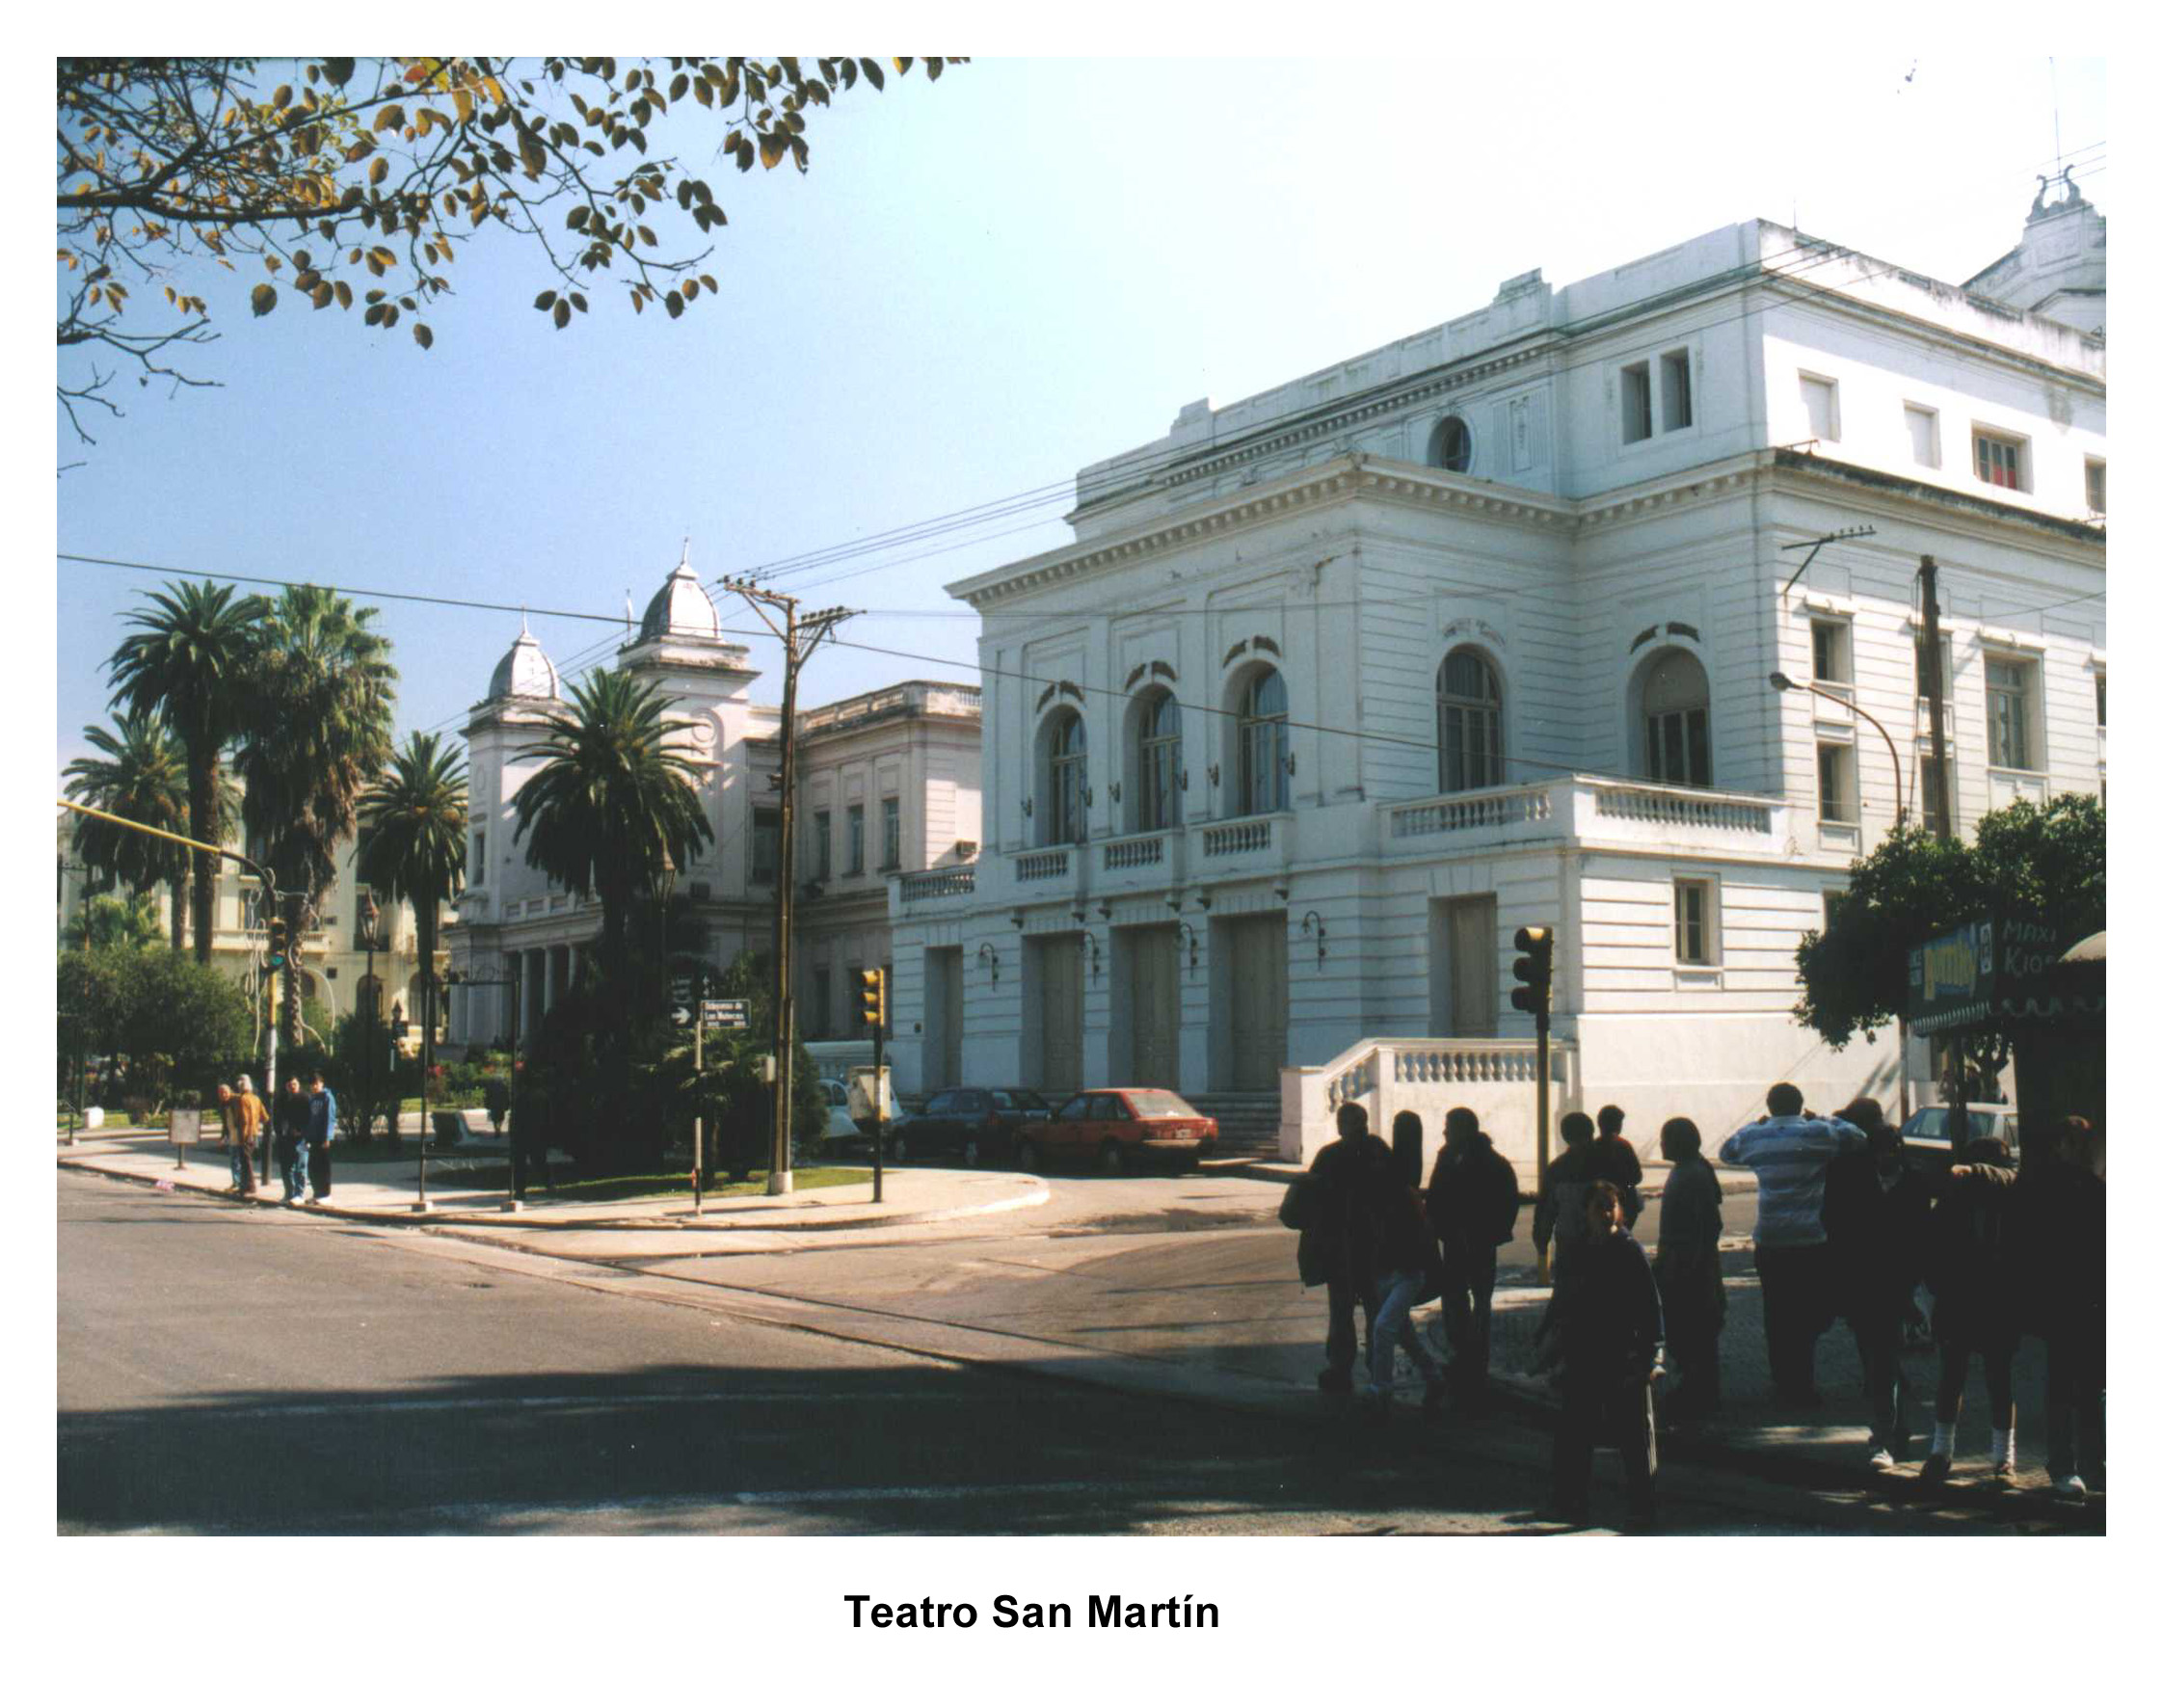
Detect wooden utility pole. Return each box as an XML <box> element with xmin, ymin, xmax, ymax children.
<box><xmin>719</xmin><ymin>579</ymin><xmax>854</xmax><ymax>1195</ymax></box>
<box><xmin>1919</xmin><ymin>556</ymin><xmax>1955</xmax><ymax>843</ymax></box>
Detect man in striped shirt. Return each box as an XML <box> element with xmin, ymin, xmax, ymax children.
<box><xmin>1720</xmin><ymin>1083</ymin><xmax>1868</xmax><ymax>1407</ymax></box>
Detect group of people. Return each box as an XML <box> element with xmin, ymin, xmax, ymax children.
<box><xmin>215</xmin><ymin>1072</ymin><xmax>340</xmax><ymax>1205</ymax></box>
<box><xmin>1288</xmin><ymin>1083</ymin><xmax>2105</xmax><ymax>1528</ymax></box>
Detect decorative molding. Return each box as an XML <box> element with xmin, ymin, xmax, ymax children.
<box><xmin>1222</xmin><ymin>640</ymin><xmax>1249</xmax><ymax>667</ymax></box>
<box><xmin>1252</xmin><ymin>634</ymin><xmax>1282</xmax><ymax>657</ymax></box>
<box><xmin>1630</xmin><ymin>626</ymin><xmax>1661</xmax><ymax>653</ymax></box>
<box><xmin>1666</xmin><ymin>622</ymin><xmax>1701</xmax><ymax>642</ymax></box>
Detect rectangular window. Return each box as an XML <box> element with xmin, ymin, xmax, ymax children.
<box><xmin>1800</xmin><ymin>374</ymin><xmax>1839</xmax><ymax>443</ymax></box>
<box><xmin>1913</xmin><ymin>632</ymin><xmax>1950</xmax><ymax>701</ymax></box>
<box><xmin>1822</xmin><ymin>889</ymin><xmax>1847</xmax><ymax>932</ymax></box>
<box><xmin>2086</xmin><ymin>458</ymin><xmax>2106</xmax><ymax>515</ymax></box>
<box><xmin>880</xmin><ymin>796</ymin><xmax>901</xmax><ymax>871</ymax></box>
<box><xmin>1920</xmin><ymin>752</ymin><xmax>1951</xmax><ymax>838</ymax></box>
<box><xmin>1986</xmin><ymin>655</ymin><xmax>2036</xmax><ymax>770</ymax></box>
<box><xmin>1816</xmin><ymin>742</ymin><xmax>1857</xmax><ymax>823</ymax></box>
<box><xmin>1905</xmin><ymin>403</ymin><xmax>1940</xmax><ymax>467</ymax></box>
<box><xmin>1810</xmin><ymin>620</ymin><xmax>1852</xmax><ymax>686</ymax></box>
<box><xmin>1673</xmin><ymin>879</ymin><xmax>1714</xmax><ymax>966</ymax></box>
<box><xmin>471</xmin><ymin>830</ymin><xmax>486</xmax><ymax>879</ymax></box>
<box><xmin>1974</xmin><ymin>430</ymin><xmax>2024</xmax><ymax>491</ymax></box>
<box><xmin>846</xmin><ymin>804</ymin><xmax>866</xmax><ymax>875</ymax></box>
<box><xmin>2096</xmin><ymin>673</ymin><xmax>2106</xmax><ymax>730</ymax></box>
<box><xmin>751</xmin><ymin>807</ymin><xmax>780</xmax><ymax>885</ymax></box>
<box><xmin>1660</xmin><ymin>349</ymin><xmax>1693</xmax><ymax>432</ymax></box>
<box><xmin>814</xmin><ymin>811</ymin><xmax>832</xmax><ymax>881</ymax></box>
<box><xmin>1620</xmin><ymin>361</ymin><xmax>1653</xmax><ymax>444</ymax></box>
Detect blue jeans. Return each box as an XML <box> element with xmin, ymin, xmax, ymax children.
<box><xmin>1369</xmin><ymin>1269</ymin><xmax>1443</xmax><ymax>1398</ymax></box>
<box><xmin>283</xmin><ymin>1136</ymin><xmax>309</xmax><ymax>1202</ymax></box>
<box><xmin>228</xmin><ymin>1141</ymin><xmax>255</xmax><ymax>1193</ymax></box>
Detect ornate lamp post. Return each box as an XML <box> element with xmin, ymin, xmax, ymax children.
<box><xmin>447</xmin><ymin>964</ymin><xmax>521</xmax><ymax>1207</ymax></box>
<box><xmin>360</xmin><ymin>894</ymin><xmax>383</xmax><ymax>1145</ymax></box>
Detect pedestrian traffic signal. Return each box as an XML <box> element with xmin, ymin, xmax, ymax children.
<box><xmin>1510</xmin><ymin>925</ymin><xmax>1554</xmax><ymax>1019</ymax></box>
<box><xmin>266</xmin><ymin>916</ymin><xmax>289</xmax><ymax>970</ymax></box>
<box><xmin>857</xmin><ymin>967</ymin><xmax>887</xmax><ymax>1032</ymax></box>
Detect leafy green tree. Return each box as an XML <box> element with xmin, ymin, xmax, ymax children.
<box><xmin>358</xmin><ymin>731</ymin><xmax>468</xmax><ymax>1133</ymax></box>
<box><xmin>512</xmin><ymin>668</ymin><xmax>710</xmax><ymax>985</ymax></box>
<box><xmin>58</xmin><ymin>56</ymin><xmax>960</xmax><ymax>440</ymax></box>
<box><xmin>1795</xmin><ymin>794</ymin><xmax>2105</xmax><ymax>1054</ymax></box>
<box><xmin>105</xmin><ymin>580</ymin><xmax>269</xmax><ymax>962</ymax></box>
<box><xmin>64</xmin><ymin>892</ymin><xmax>170</xmax><ymax>953</ymax></box>
<box><xmin>58</xmin><ymin>947</ymin><xmax>143</xmax><ymax>1080</ymax></box>
<box><xmin>235</xmin><ymin>583</ymin><xmax>397</xmax><ymax>1045</ymax></box>
<box><xmin>58</xmin><ymin>946</ymin><xmax>254</xmax><ymax>1112</ymax></box>
<box><xmin>62</xmin><ymin>709</ymin><xmax>197</xmax><ymax>947</ymax></box>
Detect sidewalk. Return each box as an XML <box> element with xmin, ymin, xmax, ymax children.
<box><xmin>55</xmin><ymin>1129</ymin><xmax>1046</xmax><ymax>1233</ymax></box>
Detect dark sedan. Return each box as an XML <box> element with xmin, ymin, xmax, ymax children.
<box><xmin>1011</xmin><ymin>1089</ymin><xmax>1217</xmax><ymax>1174</ymax></box>
<box><xmin>889</xmin><ymin>1086</ymin><xmax>1054</xmax><ymax>1166</ymax></box>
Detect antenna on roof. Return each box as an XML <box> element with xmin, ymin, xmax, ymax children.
<box><xmin>2051</xmin><ymin>57</ymin><xmax>2062</xmax><ymax>176</ymax></box>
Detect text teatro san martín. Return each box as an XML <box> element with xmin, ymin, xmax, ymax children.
<box><xmin>844</xmin><ymin>1594</ymin><xmax>1219</xmax><ymax>1630</ymax></box>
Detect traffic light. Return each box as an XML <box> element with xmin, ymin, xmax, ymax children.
<box><xmin>857</xmin><ymin>967</ymin><xmax>887</xmax><ymax>1033</ymax></box>
<box><xmin>266</xmin><ymin>915</ymin><xmax>289</xmax><ymax>971</ymax></box>
<box><xmin>1510</xmin><ymin>925</ymin><xmax>1554</xmax><ymax>1019</ymax></box>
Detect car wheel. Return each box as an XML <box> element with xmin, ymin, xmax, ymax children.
<box><xmin>962</xmin><ymin>1136</ymin><xmax>981</xmax><ymax>1168</ymax></box>
<box><xmin>1098</xmin><ymin>1139</ymin><xmax>1128</xmax><ymax>1175</ymax></box>
<box><xmin>1016</xmin><ymin>1137</ymin><xmax>1040</xmax><ymax>1173</ymax></box>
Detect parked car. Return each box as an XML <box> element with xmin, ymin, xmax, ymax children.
<box><xmin>1011</xmin><ymin>1088</ymin><xmax>1217</xmax><ymax>1174</ymax></box>
<box><xmin>889</xmin><ymin>1086</ymin><xmax>1054</xmax><ymax>1166</ymax></box>
<box><xmin>818</xmin><ymin>1079</ymin><xmax>862</xmax><ymax>1144</ymax></box>
<box><xmin>1900</xmin><ymin>1103</ymin><xmax>2018</xmax><ymax>1169</ymax></box>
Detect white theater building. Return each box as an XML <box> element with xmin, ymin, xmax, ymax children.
<box><xmin>889</xmin><ymin>185</ymin><xmax>2105</xmax><ymax>1165</ymax></box>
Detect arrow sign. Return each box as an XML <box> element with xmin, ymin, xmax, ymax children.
<box><xmin>671</xmin><ymin>1005</ymin><xmax>692</xmax><ymax>1028</ymax></box>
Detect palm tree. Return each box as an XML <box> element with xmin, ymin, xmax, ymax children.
<box><xmin>62</xmin><ymin>709</ymin><xmax>198</xmax><ymax>948</ymax></box>
<box><xmin>106</xmin><ymin>580</ymin><xmax>269</xmax><ymax>962</ymax></box>
<box><xmin>359</xmin><ymin>732</ymin><xmax>468</xmax><ymax>1118</ymax></box>
<box><xmin>66</xmin><ymin>891</ymin><xmax>169</xmax><ymax>952</ymax></box>
<box><xmin>235</xmin><ymin>584</ymin><xmax>397</xmax><ymax>1044</ymax></box>
<box><xmin>513</xmin><ymin>669</ymin><xmax>712</xmax><ymax>985</ymax></box>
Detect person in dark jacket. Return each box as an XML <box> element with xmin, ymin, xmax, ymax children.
<box><xmin>1425</xmin><ymin>1106</ymin><xmax>1519</xmax><ymax>1411</ymax></box>
<box><xmin>2021</xmin><ymin>1117</ymin><xmax>2104</xmax><ymax>1502</ymax></box>
<box><xmin>1652</xmin><ymin>1117</ymin><xmax>1724</xmax><ymax>1420</ymax></box>
<box><xmin>273</xmin><ymin>1075</ymin><xmax>310</xmax><ymax>1204</ymax></box>
<box><xmin>1592</xmin><ymin>1105</ymin><xmax>1644</xmax><ymax>1227</ymax></box>
<box><xmin>1920</xmin><ymin>1134</ymin><xmax>2021</xmax><ymax>1487</ymax></box>
<box><xmin>1547</xmin><ymin>1181</ymin><xmax>1664</xmax><ymax>1529</ymax></box>
<box><xmin>1343</xmin><ymin>1116</ymin><xmax>1446</xmax><ymax>1415</ymax></box>
<box><xmin>1823</xmin><ymin>1097</ymin><xmax>1931</xmax><ymax>1470</ymax></box>
<box><xmin>1297</xmin><ymin>1104</ymin><xmax>1379</xmax><ymax>1395</ymax></box>
<box><xmin>1390</xmin><ymin>1109</ymin><xmax>1425</xmax><ymax>1189</ymax></box>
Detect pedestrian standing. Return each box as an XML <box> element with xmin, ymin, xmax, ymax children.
<box><xmin>1534</xmin><ymin>1112</ymin><xmax>1600</xmax><ymax>1287</ymax></box>
<box><xmin>1547</xmin><ymin>1181</ymin><xmax>1664</xmax><ymax>1530</ymax></box>
<box><xmin>1425</xmin><ymin>1107</ymin><xmax>1519</xmax><ymax>1412</ymax></box>
<box><xmin>1290</xmin><ymin>1104</ymin><xmax>1379</xmax><ymax>1396</ymax></box>
<box><xmin>214</xmin><ymin>1083</ymin><xmax>238</xmax><ymax>1186</ymax></box>
<box><xmin>1592</xmin><ymin>1105</ymin><xmax>1644</xmax><ymax>1227</ymax></box>
<box><xmin>1652</xmin><ymin>1117</ymin><xmax>1725</xmax><ymax>1420</ymax></box>
<box><xmin>1718</xmin><ymin>1082</ymin><xmax>1867</xmax><ymax>1406</ymax></box>
<box><xmin>230</xmin><ymin>1075</ymin><xmax>266</xmax><ymax>1196</ymax></box>
<box><xmin>275</xmin><ymin>1075</ymin><xmax>309</xmax><ymax>1204</ymax></box>
<box><xmin>2020</xmin><ymin>1117</ymin><xmax>2104</xmax><ymax>1502</ymax></box>
<box><xmin>1822</xmin><ymin>1097</ymin><xmax>1930</xmax><ymax>1471</ymax></box>
<box><xmin>1920</xmin><ymin>1134</ymin><xmax>2022</xmax><ymax>1487</ymax></box>
<box><xmin>1341</xmin><ymin>1115</ymin><xmax>1446</xmax><ymax>1417</ymax></box>
<box><xmin>306</xmin><ymin>1072</ymin><xmax>339</xmax><ymax>1205</ymax></box>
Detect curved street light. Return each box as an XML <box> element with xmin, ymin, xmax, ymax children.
<box><xmin>1769</xmin><ymin>672</ymin><xmax>1905</xmax><ymax>827</ymax></box>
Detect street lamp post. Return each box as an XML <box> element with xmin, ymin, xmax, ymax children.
<box><xmin>447</xmin><ymin>966</ymin><xmax>521</xmax><ymax>1208</ymax></box>
<box><xmin>360</xmin><ymin>895</ymin><xmax>382</xmax><ymax>1147</ymax></box>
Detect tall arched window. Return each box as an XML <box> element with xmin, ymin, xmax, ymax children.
<box><xmin>1641</xmin><ymin>649</ymin><xmax>1711</xmax><ymax>787</ymax></box>
<box><xmin>1236</xmin><ymin>668</ymin><xmax>1289</xmax><ymax>815</ymax></box>
<box><xmin>1427</xmin><ymin>415</ymin><xmax>1473</xmax><ymax>473</ymax></box>
<box><xmin>1136</xmin><ymin>690</ymin><xmax>1182</xmax><ymax>831</ymax></box>
<box><xmin>1437</xmin><ymin>649</ymin><xmax>1503</xmax><ymax>792</ymax></box>
<box><xmin>1048</xmin><ymin>711</ymin><xmax>1088</xmax><ymax>844</ymax></box>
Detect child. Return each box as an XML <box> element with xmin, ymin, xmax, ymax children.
<box><xmin>1548</xmin><ymin>1181</ymin><xmax>1665</xmax><ymax>1529</ymax></box>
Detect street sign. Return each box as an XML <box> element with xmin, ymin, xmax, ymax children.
<box><xmin>701</xmin><ymin>998</ymin><xmax>748</xmax><ymax>1029</ymax></box>
<box><xmin>670</xmin><ymin>1004</ymin><xmax>692</xmax><ymax>1027</ymax></box>
<box><xmin>670</xmin><ymin>975</ymin><xmax>695</xmax><ymax>1004</ymax></box>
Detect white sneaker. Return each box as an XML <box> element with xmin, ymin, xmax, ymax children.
<box><xmin>1869</xmin><ymin>1447</ymin><xmax>1896</xmax><ymax>1473</ymax></box>
<box><xmin>2052</xmin><ymin>1474</ymin><xmax>2088</xmax><ymax>1504</ymax></box>
<box><xmin>1991</xmin><ymin>1456</ymin><xmax>2016</xmax><ymax>1487</ymax></box>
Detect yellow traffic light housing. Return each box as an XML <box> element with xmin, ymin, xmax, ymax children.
<box><xmin>857</xmin><ymin>967</ymin><xmax>887</xmax><ymax>1033</ymax></box>
<box><xmin>1509</xmin><ymin>924</ymin><xmax>1554</xmax><ymax>1019</ymax></box>
<box><xmin>267</xmin><ymin>915</ymin><xmax>289</xmax><ymax>971</ymax></box>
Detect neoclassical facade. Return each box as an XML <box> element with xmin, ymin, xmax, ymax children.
<box><xmin>888</xmin><ymin>197</ymin><xmax>2106</xmax><ymax>1163</ymax></box>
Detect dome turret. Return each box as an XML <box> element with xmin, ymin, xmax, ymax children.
<box><xmin>638</xmin><ymin>544</ymin><xmax>723</xmax><ymax>643</ymax></box>
<box><xmin>487</xmin><ymin>620</ymin><xmax>561</xmax><ymax>701</ymax></box>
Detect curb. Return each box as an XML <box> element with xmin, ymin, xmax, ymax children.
<box><xmin>56</xmin><ymin>1154</ymin><xmax>1048</xmax><ymax>1235</ymax></box>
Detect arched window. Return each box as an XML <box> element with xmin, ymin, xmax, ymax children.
<box><xmin>1640</xmin><ymin>649</ymin><xmax>1711</xmax><ymax>787</ymax></box>
<box><xmin>1135</xmin><ymin>690</ymin><xmax>1183</xmax><ymax>831</ymax></box>
<box><xmin>1437</xmin><ymin>649</ymin><xmax>1504</xmax><ymax>792</ymax></box>
<box><xmin>1236</xmin><ymin>668</ymin><xmax>1289</xmax><ymax>815</ymax></box>
<box><xmin>1047</xmin><ymin>710</ymin><xmax>1087</xmax><ymax>845</ymax></box>
<box><xmin>1427</xmin><ymin>415</ymin><xmax>1473</xmax><ymax>473</ymax></box>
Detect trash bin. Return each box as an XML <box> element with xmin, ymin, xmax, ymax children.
<box><xmin>431</xmin><ymin>1110</ymin><xmax>467</xmax><ymax>1148</ymax></box>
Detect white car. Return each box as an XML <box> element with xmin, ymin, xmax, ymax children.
<box><xmin>819</xmin><ymin>1079</ymin><xmax>861</xmax><ymax>1142</ymax></box>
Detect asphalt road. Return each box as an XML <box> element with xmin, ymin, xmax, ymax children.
<box><xmin>58</xmin><ymin>1169</ymin><xmax>2041</xmax><ymax>1536</ymax></box>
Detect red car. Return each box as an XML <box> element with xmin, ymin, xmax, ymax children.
<box><xmin>1012</xmin><ymin>1088</ymin><xmax>1217</xmax><ymax>1174</ymax></box>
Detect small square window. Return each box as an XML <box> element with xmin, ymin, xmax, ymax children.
<box><xmin>1673</xmin><ymin>878</ymin><xmax>1715</xmax><ymax>966</ymax></box>
<box><xmin>2086</xmin><ymin>459</ymin><xmax>2106</xmax><ymax>515</ymax></box>
<box><xmin>1660</xmin><ymin>349</ymin><xmax>1693</xmax><ymax>432</ymax></box>
<box><xmin>1817</xmin><ymin>742</ymin><xmax>1857</xmax><ymax>824</ymax></box>
<box><xmin>1800</xmin><ymin>374</ymin><xmax>1839</xmax><ymax>443</ymax></box>
<box><xmin>1811</xmin><ymin>620</ymin><xmax>1852</xmax><ymax>686</ymax></box>
<box><xmin>1905</xmin><ymin>403</ymin><xmax>1940</xmax><ymax>468</ymax></box>
<box><xmin>1974</xmin><ymin>430</ymin><xmax>2025</xmax><ymax>491</ymax></box>
<box><xmin>1620</xmin><ymin>362</ymin><xmax>1653</xmax><ymax>444</ymax></box>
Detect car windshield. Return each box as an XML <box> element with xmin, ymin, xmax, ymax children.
<box><xmin>1001</xmin><ymin>1089</ymin><xmax>1051</xmax><ymax>1112</ymax></box>
<box><xmin>1124</xmin><ymin>1090</ymin><xmax>1201</xmax><ymax>1118</ymax></box>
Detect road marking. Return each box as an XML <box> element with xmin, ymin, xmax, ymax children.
<box><xmin>61</xmin><ymin>1388</ymin><xmax>980</xmax><ymax>1426</ymax></box>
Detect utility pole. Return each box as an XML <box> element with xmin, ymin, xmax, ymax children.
<box><xmin>719</xmin><ymin>579</ymin><xmax>856</xmax><ymax>1195</ymax></box>
<box><xmin>1917</xmin><ymin>554</ymin><xmax>1963</xmax><ymax>1147</ymax></box>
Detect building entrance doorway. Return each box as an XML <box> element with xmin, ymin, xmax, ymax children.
<box><xmin>1033</xmin><ymin>934</ymin><xmax>1083</xmax><ymax>1093</ymax></box>
<box><xmin>1223</xmin><ymin>914</ymin><xmax>1288</xmax><ymax>1091</ymax></box>
<box><xmin>1123</xmin><ymin>925</ymin><xmax>1181</xmax><ymax>1089</ymax></box>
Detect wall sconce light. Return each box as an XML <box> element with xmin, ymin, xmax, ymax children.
<box><xmin>1079</xmin><ymin>929</ymin><xmax>1102</xmax><ymax>981</ymax></box>
<box><xmin>977</xmin><ymin>943</ymin><xmax>1001</xmax><ymax>987</ymax></box>
<box><xmin>1301</xmin><ymin>910</ymin><xmax>1327</xmax><ymax>961</ymax></box>
<box><xmin>1096</xmin><ymin>900</ymin><xmax>1112</xmax><ymax>920</ymax></box>
<box><xmin>1021</xmin><ymin>797</ymin><xmax>1033</xmax><ymax>818</ymax></box>
<box><xmin>1178</xmin><ymin>770</ymin><xmax>1188</xmax><ymax>791</ymax></box>
<box><xmin>1071</xmin><ymin>908</ymin><xmax>1087</xmax><ymax>925</ymax></box>
<box><xmin>1286</xmin><ymin>752</ymin><xmax>1297</xmax><ymax>776</ymax></box>
<box><xmin>1083</xmin><ymin>787</ymin><xmax>1095</xmax><ymax>809</ymax></box>
<box><xmin>1108</xmin><ymin>780</ymin><xmax>1121</xmax><ymax>803</ymax></box>
<box><xmin>1176</xmin><ymin>921</ymin><xmax>1200</xmax><ymax>975</ymax></box>
<box><xmin>1165</xmin><ymin>892</ymin><xmax>1183</xmax><ymax>913</ymax></box>
<box><xmin>1194</xmin><ymin>892</ymin><xmax>1211</xmax><ymax>910</ymax></box>
<box><xmin>1009</xmin><ymin>911</ymin><xmax>1026</xmax><ymax>930</ymax></box>
<box><xmin>1273</xmin><ymin>884</ymin><xmax>1291</xmax><ymax>903</ymax></box>
<box><xmin>1207</xmin><ymin>762</ymin><xmax>1220</xmax><ymax>787</ymax></box>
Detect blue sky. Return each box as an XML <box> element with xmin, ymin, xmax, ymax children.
<box><xmin>53</xmin><ymin>54</ymin><xmax>2107</xmax><ymax>785</ymax></box>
